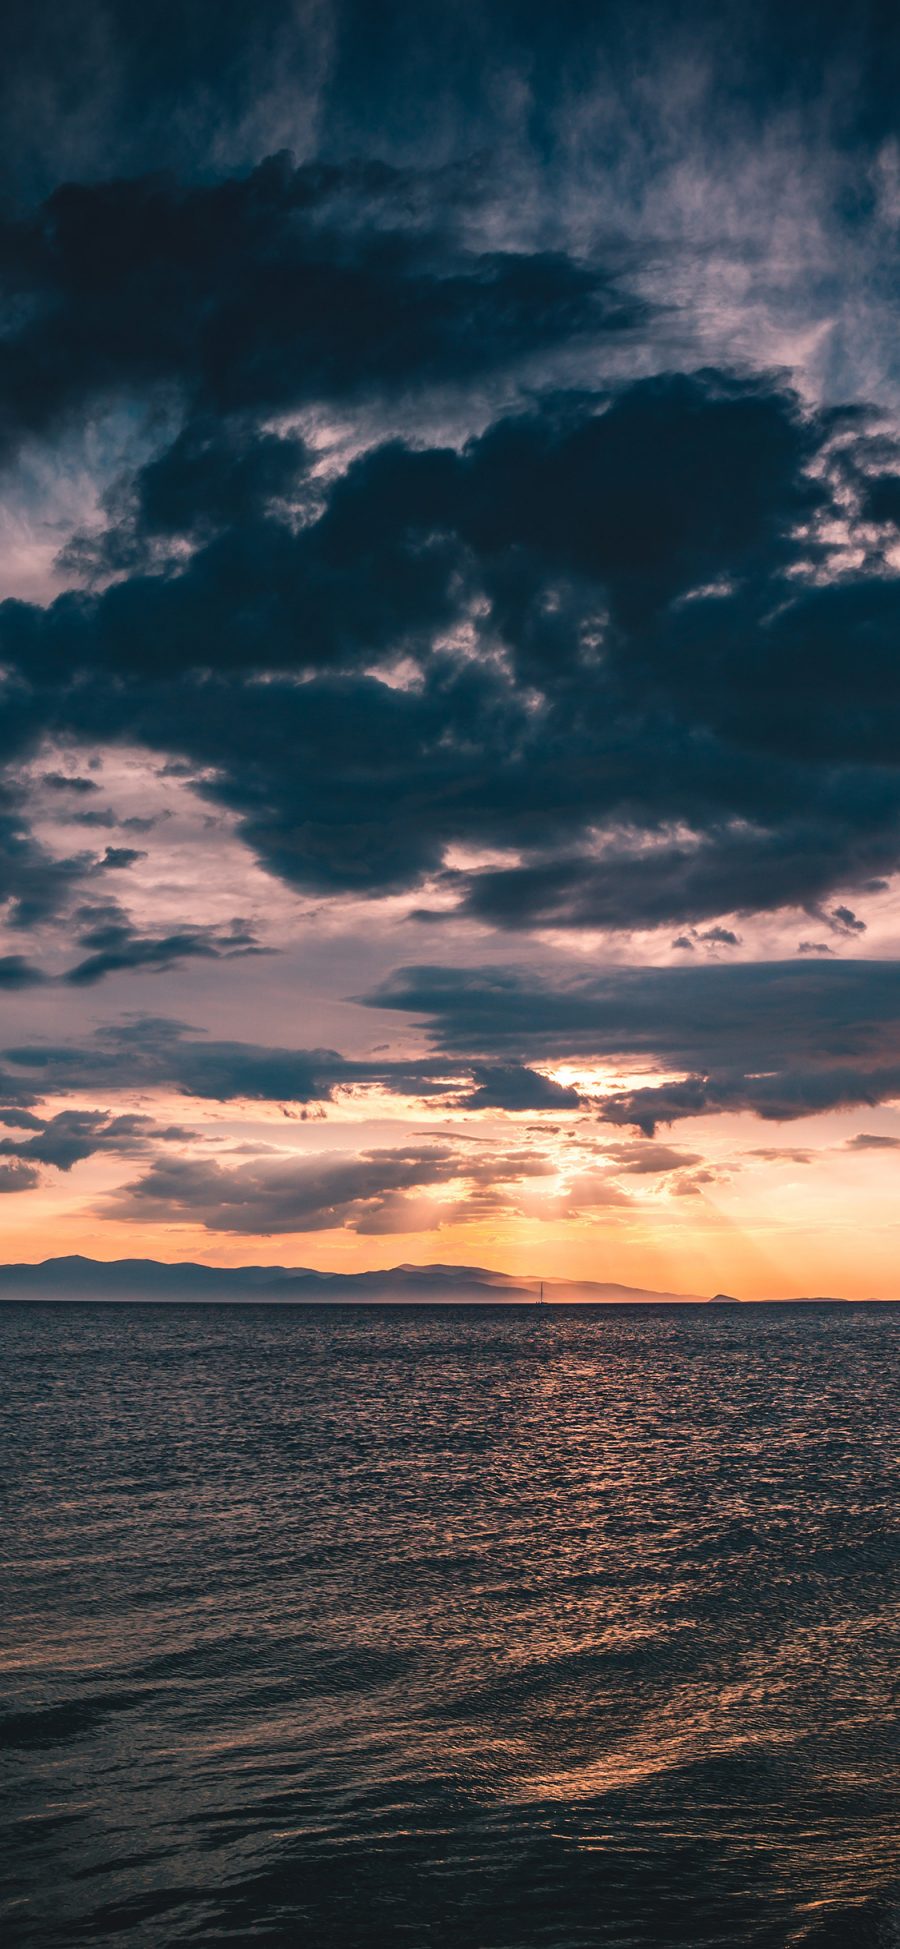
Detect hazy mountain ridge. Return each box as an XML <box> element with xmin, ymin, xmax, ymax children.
<box><xmin>0</xmin><ymin>1256</ymin><xmax>710</xmax><ymax>1303</ymax></box>
<box><xmin>0</xmin><ymin>1258</ymin><xmax>886</xmax><ymax>1302</ymax></box>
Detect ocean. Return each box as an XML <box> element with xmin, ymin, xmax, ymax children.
<box><xmin>1</xmin><ymin>1301</ymin><xmax>897</xmax><ymax>1948</ymax></box>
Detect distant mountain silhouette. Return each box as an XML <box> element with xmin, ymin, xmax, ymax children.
<box><xmin>0</xmin><ymin>1259</ymin><xmax>881</xmax><ymax>1303</ymax></box>
<box><xmin>0</xmin><ymin>1256</ymin><xmax>709</xmax><ymax>1304</ymax></box>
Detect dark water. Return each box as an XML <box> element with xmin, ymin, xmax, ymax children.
<box><xmin>1</xmin><ymin>1303</ymin><xmax>898</xmax><ymax>1949</ymax></box>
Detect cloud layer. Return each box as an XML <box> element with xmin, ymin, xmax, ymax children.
<box><xmin>0</xmin><ymin>0</ymin><xmax>898</xmax><ymax>1271</ymax></box>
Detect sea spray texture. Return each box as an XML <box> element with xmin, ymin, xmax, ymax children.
<box><xmin>1</xmin><ymin>1302</ymin><xmax>897</xmax><ymax>1948</ymax></box>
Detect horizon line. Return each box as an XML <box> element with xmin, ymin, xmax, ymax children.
<box><xmin>0</xmin><ymin>1253</ymin><xmax>897</xmax><ymax>1303</ymax></box>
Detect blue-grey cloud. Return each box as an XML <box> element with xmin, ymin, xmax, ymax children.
<box><xmin>366</xmin><ymin>958</ymin><xmax>900</xmax><ymax>1131</ymax></box>
<box><xmin>0</xmin><ymin>1158</ymin><xmax>41</xmax><ymax>1192</ymax></box>
<box><xmin>462</xmin><ymin>1064</ymin><xmax>584</xmax><ymax>1112</ymax></box>
<box><xmin>0</xmin><ymin>1107</ymin><xmax>195</xmax><ymax>1173</ymax></box>
<box><xmin>0</xmin><ymin>1013</ymin><xmax>575</xmax><ymax>1123</ymax></box>
<box><xmin>63</xmin><ymin>906</ymin><xmax>264</xmax><ymax>986</ymax></box>
<box><xmin>106</xmin><ymin>1136</ymin><xmax>556</xmax><ymax>1234</ymax></box>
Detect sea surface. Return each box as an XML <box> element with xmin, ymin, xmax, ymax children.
<box><xmin>1</xmin><ymin>1301</ymin><xmax>897</xmax><ymax>1949</ymax></box>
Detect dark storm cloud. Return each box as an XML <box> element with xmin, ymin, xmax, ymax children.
<box><xmin>126</xmin><ymin>419</ymin><xmax>307</xmax><ymax>541</ymax></box>
<box><xmin>629</xmin><ymin>575</ymin><xmax>900</xmax><ymax>770</ymax></box>
<box><xmin>366</xmin><ymin>959</ymin><xmax>900</xmax><ymax>1131</ymax></box>
<box><xmin>3</xmin><ymin>370</ymin><xmax>816</xmax><ymax>680</ymax></box>
<box><xmin>861</xmin><ymin>475</ymin><xmax>900</xmax><ymax>526</ymax></box>
<box><xmin>454</xmin><ymin>372</ymin><xmax>821</xmax><ymax>626</ymax></box>
<box><xmin>0</xmin><ymin>154</ymin><xmax>638</xmax><ymax>468</ymax></box>
<box><xmin>5</xmin><ymin>364</ymin><xmax>900</xmax><ymax>934</ymax></box>
<box><xmin>366</xmin><ymin>959</ymin><xmax>900</xmax><ymax>1067</ymax></box>
<box><xmin>294</xmin><ymin>368</ymin><xmax>818</xmax><ymax>644</ymax></box>
<box><xmin>60</xmin><ymin>420</ymin><xmax>312</xmax><ymax>582</ymax></box>
<box><xmin>17</xmin><ymin>503</ymin><xmax>460</xmax><ymax>685</ymax></box>
<box><xmin>450</xmin><ymin>826</ymin><xmax>874</xmax><ymax>935</ymax></box>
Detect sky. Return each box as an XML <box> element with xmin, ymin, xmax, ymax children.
<box><xmin>0</xmin><ymin>0</ymin><xmax>899</xmax><ymax>1296</ymax></box>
